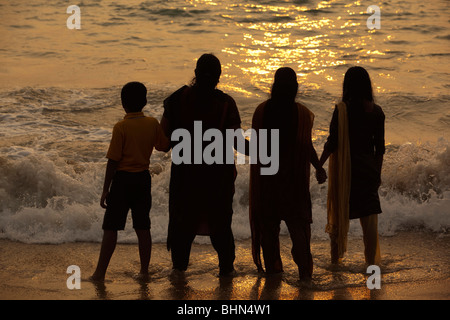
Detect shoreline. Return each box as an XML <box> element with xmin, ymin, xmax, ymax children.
<box><xmin>0</xmin><ymin>231</ymin><xmax>448</xmax><ymax>300</ymax></box>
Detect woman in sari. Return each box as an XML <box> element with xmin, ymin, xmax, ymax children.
<box><xmin>319</xmin><ymin>66</ymin><xmax>385</xmax><ymax>266</ymax></box>
<box><xmin>250</xmin><ymin>67</ymin><xmax>326</xmax><ymax>281</ymax></box>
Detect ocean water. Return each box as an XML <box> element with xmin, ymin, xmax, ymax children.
<box><xmin>0</xmin><ymin>0</ymin><xmax>449</xmax><ymax>244</ymax></box>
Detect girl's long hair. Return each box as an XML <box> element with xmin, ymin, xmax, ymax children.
<box><xmin>270</xmin><ymin>67</ymin><xmax>298</xmax><ymax>104</ymax></box>
<box><xmin>342</xmin><ymin>66</ymin><xmax>374</xmax><ymax>109</ymax></box>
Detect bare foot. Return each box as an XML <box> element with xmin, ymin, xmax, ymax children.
<box><xmin>89</xmin><ymin>273</ymin><xmax>105</xmax><ymax>283</ymax></box>
<box><xmin>134</xmin><ymin>272</ymin><xmax>150</xmax><ymax>282</ymax></box>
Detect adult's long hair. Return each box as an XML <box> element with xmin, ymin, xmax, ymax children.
<box><xmin>191</xmin><ymin>53</ymin><xmax>222</xmax><ymax>93</ymax></box>
<box><xmin>264</xmin><ymin>67</ymin><xmax>299</xmax><ymax>148</ymax></box>
<box><xmin>270</xmin><ymin>67</ymin><xmax>298</xmax><ymax>104</ymax></box>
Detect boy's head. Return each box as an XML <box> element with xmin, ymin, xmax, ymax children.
<box><xmin>121</xmin><ymin>82</ymin><xmax>147</xmax><ymax>112</ymax></box>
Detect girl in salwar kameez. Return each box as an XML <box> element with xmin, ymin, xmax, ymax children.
<box><xmin>319</xmin><ymin>66</ymin><xmax>385</xmax><ymax>266</ymax></box>
<box><xmin>249</xmin><ymin>67</ymin><xmax>327</xmax><ymax>281</ymax></box>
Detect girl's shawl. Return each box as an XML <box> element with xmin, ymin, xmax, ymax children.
<box><xmin>325</xmin><ymin>101</ymin><xmax>351</xmax><ymax>259</ymax></box>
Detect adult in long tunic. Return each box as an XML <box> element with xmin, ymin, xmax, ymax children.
<box><xmin>161</xmin><ymin>54</ymin><xmax>241</xmax><ymax>275</ymax></box>
<box><xmin>250</xmin><ymin>67</ymin><xmax>326</xmax><ymax>280</ymax></box>
<box><xmin>319</xmin><ymin>66</ymin><xmax>385</xmax><ymax>265</ymax></box>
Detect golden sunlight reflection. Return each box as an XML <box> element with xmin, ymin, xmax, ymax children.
<box><xmin>219</xmin><ymin>1</ymin><xmax>360</xmax><ymax>96</ymax></box>
<box><xmin>213</xmin><ymin>0</ymin><xmax>400</xmax><ymax>98</ymax></box>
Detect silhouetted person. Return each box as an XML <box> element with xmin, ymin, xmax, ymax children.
<box><xmin>319</xmin><ymin>66</ymin><xmax>385</xmax><ymax>266</ymax></box>
<box><xmin>249</xmin><ymin>67</ymin><xmax>326</xmax><ymax>281</ymax></box>
<box><xmin>161</xmin><ymin>54</ymin><xmax>243</xmax><ymax>276</ymax></box>
<box><xmin>90</xmin><ymin>82</ymin><xmax>169</xmax><ymax>282</ymax></box>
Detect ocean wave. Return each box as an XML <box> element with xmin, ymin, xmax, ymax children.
<box><xmin>0</xmin><ymin>138</ymin><xmax>448</xmax><ymax>244</ymax></box>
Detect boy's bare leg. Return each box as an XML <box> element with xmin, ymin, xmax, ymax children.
<box><xmin>135</xmin><ymin>229</ymin><xmax>152</xmax><ymax>277</ymax></box>
<box><xmin>90</xmin><ymin>230</ymin><xmax>118</xmax><ymax>281</ymax></box>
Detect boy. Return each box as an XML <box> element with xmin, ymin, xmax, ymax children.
<box><xmin>90</xmin><ymin>82</ymin><xmax>169</xmax><ymax>282</ymax></box>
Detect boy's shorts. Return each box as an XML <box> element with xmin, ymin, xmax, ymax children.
<box><xmin>102</xmin><ymin>170</ymin><xmax>152</xmax><ymax>230</ymax></box>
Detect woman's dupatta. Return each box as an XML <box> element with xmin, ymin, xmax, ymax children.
<box><xmin>325</xmin><ymin>101</ymin><xmax>351</xmax><ymax>260</ymax></box>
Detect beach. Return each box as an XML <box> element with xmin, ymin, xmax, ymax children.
<box><xmin>1</xmin><ymin>231</ymin><xmax>448</xmax><ymax>301</ymax></box>
<box><xmin>1</xmin><ymin>0</ymin><xmax>449</xmax><ymax>305</ymax></box>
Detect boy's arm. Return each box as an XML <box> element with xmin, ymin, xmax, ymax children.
<box><xmin>158</xmin><ymin>116</ymin><xmax>171</xmax><ymax>152</ymax></box>
<box><xmin>100</xmin><ymin>159</ymin><xmax>119</xmax><ymax>209</ymax></box>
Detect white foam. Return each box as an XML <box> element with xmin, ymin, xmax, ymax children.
<box><xmin>0</xmin><ymin>138</ymin><xmax>449</xmax><ymax>244</ymax></box>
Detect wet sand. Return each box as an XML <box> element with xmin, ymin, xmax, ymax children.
<box><xmin>0</xmin><ymin>232</ymin><xmax>448</xmax><ymax>301</ymax></box>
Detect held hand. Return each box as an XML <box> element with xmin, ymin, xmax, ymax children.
<box><xmin>316</xmin><ymin>167</ymin><xmax>327</xmax><ymax>184</ymax></box>
<box><xmin>100</xmin><ymin>191</ymin><xmax>109</xmax><ymax>209</ymax></box>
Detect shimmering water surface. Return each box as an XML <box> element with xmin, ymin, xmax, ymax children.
<box><xmin>0</xmin><ymin>0</ymin><xmax>448</xmax><ymax>244</ymax></box>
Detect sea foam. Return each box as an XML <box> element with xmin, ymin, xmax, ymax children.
<box><xmin>0</xmin><ymin>138</ymin><xmax>448</xmax><ymax>244</ymax></box>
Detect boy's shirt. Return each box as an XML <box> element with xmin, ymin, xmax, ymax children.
<box><xmin>106</xmin><ymin>112</ymin><xmax>169</xmax><ymax>172</ymax></box>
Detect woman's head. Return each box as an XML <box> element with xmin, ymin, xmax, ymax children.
<box><xmin>342</xmin><ymin>66</ymin><xmax>374</xmax><ymax>104</ymax></box>
<box><xmin>271</xmin><ymin>67</ymin><xmax>298</xmax><ymax>103</ymax></box>
<box><xmin>193</xmin><ymin>53</ymin><xmax>222</xmax><ymax>90</ymax></box>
